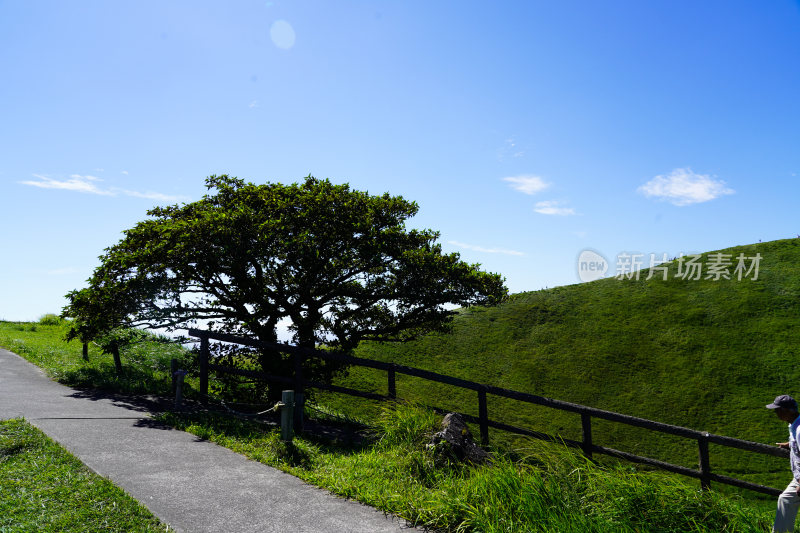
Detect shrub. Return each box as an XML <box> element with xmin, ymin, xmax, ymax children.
<box><xmin>38</xmin><ymin>314</ymin><xmax>63</xmax><ymax>326</ymax></box>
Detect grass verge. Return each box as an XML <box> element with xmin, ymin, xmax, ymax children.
<box><xmin>0</xmin><ymin>418</ymin><xmax>168</xmax><ymax>532</ymax></box>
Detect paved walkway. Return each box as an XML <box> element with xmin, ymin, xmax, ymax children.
<box><xmin>0</xmin><ymin>348</ymin><xmax>422</xmax><ymax>533</ymax></box>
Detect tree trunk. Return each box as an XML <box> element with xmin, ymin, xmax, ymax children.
<box><xmin>255</xmin><ymin>329</ymin><xmax>286</xmax><ymax>404</ymax></box>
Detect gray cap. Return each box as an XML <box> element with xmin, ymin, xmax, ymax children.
<box><xmin>766</xmin><ymin>394</ymin><xmax>798</xmax><ymax>410</ymax></box>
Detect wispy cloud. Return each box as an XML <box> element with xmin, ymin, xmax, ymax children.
<box><xmin>534</xmin><ymin>200</ymin><xmax>576</xmax><ymax>216</ymax></box>
<box><xmin>449</xmin><ymin>240</ymin><xmax>525</xmax><ymax>256</ymax></box>
<box><xmin>121</xmin><ymin>170</ymin><xmax>129</xmax><ymax>175</ymax></box>
<box><xmin>503</xmin><ymin>175</ymin><xmax>549</xmax><ymax>195</ymax></box>
<box><xmin>249</xmin><ymin>100</ymin><xmax>260</xmax><ymax>109</ymax></box>
<box><xmin>638</xmin><ymin>168</ymin><xmax>734</xmax><ymax>206</ymax></box>
<box><xmin>21</xmin><ymin>174</ymin><xmax>113</xmax><ymax>195</ymax></box>
<box><xmin>122</xmin><ymin>189</ymin><xmax>184</xmax><ymax>202</ymax></box>
<box><xmin>20</xmin><ymin>174</ymin><xmax>187</xmax><ymax>202</ymax></box>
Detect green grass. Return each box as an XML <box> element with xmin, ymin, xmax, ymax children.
<box><xmin>0</xmin><ymin>418</ymin><xmax>168</xmax><ymax>532</ymax></box>
<box><xmin>0</xmin><ymin>319</ymin><xmax>194</xmax><ymax>396</ymax></box>
<box><xmin>157</xmin><ymin>403</ymin><xmax>775</xmax><ymax>532</ymax></box>
<box><xmin>0</xmin><ymin>318</ymin><xmax>783</xmax><ymax>531</ymax></box>
<box><xmin>318</xmin><ymin>238</ymin><xmax>800</xmax><ymax>496</ymax></box>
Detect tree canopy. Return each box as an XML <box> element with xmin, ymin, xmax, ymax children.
<box><xmin>64</xmin><ymin>175</ymin><xmax>507</xmax><ymax>372</ymax></box>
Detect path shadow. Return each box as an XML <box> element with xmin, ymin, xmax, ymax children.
<box><xmin>66</xmin><ymin>389</ymin><xmax>202</xmax><ymax>416</ymax></box>
<box><xmin>65</xmin><ymin>389</ymin><xmax>375</xmax><ymax>447</ymax></box>
<box><xmin>133</xmin><ymin>418</ymin><xmax>177</xmax><ymax>431</ymax></box>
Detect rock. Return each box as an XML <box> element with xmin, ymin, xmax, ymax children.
<box><xmin>428</xmin><ymin>413</ymin><xmax>490</xmax><ymax>465</ymax></box>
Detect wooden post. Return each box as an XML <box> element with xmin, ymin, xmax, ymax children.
<box><xmin>174</xmin><ymin>370</ymin><xmax>186</xmax><ymax>410</ymax></box>
<box><xmin>388</xmin><ymin>366</ymin><xmax>396</xmax><ymax>399</ymax></box>
<box><xmin>82</xmin><ymin>342</ymin><xmax>89</xmax><ymax>362</ymax></box>
<box><xmin>293</xmin><ymin>352</ymin><xmax>304</xmax><ymax>433</ymax></box>
<box><xmin>281</xmin><ymin>390</ymin><xmax>295</xmax><ymax>442</ymax></box>
<box><xmin>698</xmin><ymin>433</ymin><xmax>711</xmax><ymax>491</ymax></box>
<box><xmin>111</xmin><ymin>342</ymin><xmax>123</xmax><ymax>375</ymax></box>
<box><xmin>478</xmin><ymin>388</ymin><xmax>489</xmax><ymax>446</ymax></box>
<box><xmin>581</xmin><ymin>412</ymin><xmax>593</xmax><ymax>459</ymax></box>
<box><xmin>171</xmin><ymin>358</ymin><xmax>178</xmax><ymax>395</ymax></box>
<box><xmin>199</xmin><ymin>334</ymin><xmax>209</xmax><ymax>405</ymax></box>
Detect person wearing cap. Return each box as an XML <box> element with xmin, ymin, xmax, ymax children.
<box><xmin>767</xmin><ymin>394</ymin><xmax>800</xmax><ymax>533</ymax></box>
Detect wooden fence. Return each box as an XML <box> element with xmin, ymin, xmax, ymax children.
<box><xmin>187</xmin><ymin>328</ymin><xmax>788</xmax><ymax>497</ymax></box>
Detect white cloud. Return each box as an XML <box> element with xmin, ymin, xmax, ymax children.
<box><xmin>249</xmin><ymin>100</ymin><xmax>260</xmax><ymax>109</ymax></box>
<box><xmin>122</xmin><ymin>189</ymin><xmax>184</xmax><ymax>202</ymax></box>
<box><xmin>638</xmin><ymin>168</ymin><xmax>734</xmax><ymax>206</ymax></box>
<box><xmin>20</xmin><ymin>174</ymin><xmax>187</xmax><ymax>202</ymax></box>
<box><xmin>20</xmin><ymin>174</ymin><xmax>113</xmax><ymax>195</ymax></box>
<box><xmin>449</xmin><ymin>240</ymin><xmax>525</xmax><ymax>256</ymax></box>
<box><xmin>534</xmin><ymin>200</ymin><xmax>576</xmax><ymax>216</ymax></box>
<box><xmin>503</xmin><ymin>175</ymin><xmax>549</xmax><ymax>195</ymax></box>
<box><xmin>121</xmin><ymin>170</ymin><xmax>129</xmax><ymax>175</ymax></box>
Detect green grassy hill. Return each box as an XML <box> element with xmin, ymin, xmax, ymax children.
<box><xmin>323</xmin><ymin>238</ymin><xmax>800</xmax><ymax>494</ymax></box>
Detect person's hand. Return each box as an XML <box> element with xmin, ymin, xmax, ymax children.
<box><xmin>777</xmin><ymin>442</ymin><xmax>791</xmax><ymax>449</ymax></box>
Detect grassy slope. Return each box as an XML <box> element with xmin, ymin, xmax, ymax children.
<box><xmin>0</xmin><ymin>321</ymin><xmax>193</xmax><ymax>396</ymax></box>
<box><xmin>324</xmin><ymin>238</ymin><xmax>800</xmax><ymax>492</ymax></box>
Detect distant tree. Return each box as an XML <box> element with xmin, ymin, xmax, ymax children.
<box><xmin>63</xmin><ymin>175</ymin><xmax>507</xmax><ymax>395</ymax></box>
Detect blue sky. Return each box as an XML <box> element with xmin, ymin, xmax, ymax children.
<box><xmin>1</xmin><ymin>0</ymin><xmax>799</xmax><ymax>322</ymax></box>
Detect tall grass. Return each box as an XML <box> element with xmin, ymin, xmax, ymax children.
<box><xmin>160</xmin><ymin>403</ymin><xmax>774</xmax><ymax>532</ymax></box>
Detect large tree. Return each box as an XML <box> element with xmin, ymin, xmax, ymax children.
<box><xmin>64</xmin><ymin>175</ymin><xmax>507</xmax><ymax>391</ymax></box>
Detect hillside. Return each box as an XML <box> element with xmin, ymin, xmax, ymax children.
<box><xmin>324</xmin><ymin>238</ymin><xmax>800</xmax><ymax>494</ymax></box>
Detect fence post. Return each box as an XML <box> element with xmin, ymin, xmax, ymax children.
<box><xmin>478</xmin><ymin>388</ymin><xmax>489</xmax><ymax>446</ymax></box>
<box><xmin>281</xmin><ymin>390</ymin><xmax>295</xmax><ymax>442</ymax></box>
<box><xmin>699</xmin><ymin>433</ymin><xmax>711</xmax><ymax>491</ymax></box>
<box><xmin>174</xmin><ymin>369</ymin><xmax>187</xmax><ymax>410</ymax></box>
<box><xmin>199</xmin><ymin>334</ymin><xmax>209</xmax><ymax>405</ymax></box>
<box><xmin>111</xmin><ymin>342</ymin><xmax>123</xmax><ymax>375</ymax></box>
<box><xmin>293</xmin><ymin>352</ymin><xmax>304</xmax><ymax>433</ymax></box>
<box><xmin>581</xmin><ymin>412</ymin><xmax>593</xmax><ymax>459</ymax></box>
<box><xmin>171</xmin><ymin>358</ymin><xmax>178</xmax><ymax>395</ymax></box>
<box><xmin>388</xmin><ymin>366</ymin><xmax>396</xmax><ymax>399</ymax></box>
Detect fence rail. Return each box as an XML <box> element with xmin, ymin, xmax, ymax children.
<box><xmin>187</xmin><ymin>328</ymin><xmax>787</xmax><ymax>497</ymax></box>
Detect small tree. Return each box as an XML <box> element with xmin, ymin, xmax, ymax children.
<box><xmin>64</xmin><ymin>175</ymin><xmax>507</xmax><ymax>397</ymax></box>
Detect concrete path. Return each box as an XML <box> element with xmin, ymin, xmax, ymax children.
<box><xmin>0</xmin><ymin>348</ymin><xmax>422</xmax><ymax>533</ymax></box>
